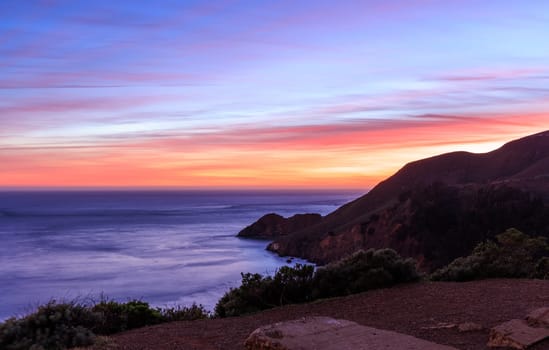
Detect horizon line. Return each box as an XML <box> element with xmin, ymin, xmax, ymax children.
<box><xmin>0</xmin><ymin>186</ymin><xmax>368</xmax><ymax>192</ymax></box>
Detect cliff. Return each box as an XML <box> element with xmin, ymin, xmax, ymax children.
<box><xmin>244</xmin><ymin>131</ymin><xmax>549</xmax><ymax>270</ymax></box>
<box><xmin>238</xmin><ymin>213</ymin><xmax>322</xmax><ymax>238</ymax></box>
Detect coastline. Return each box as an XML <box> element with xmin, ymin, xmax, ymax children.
<box><xmin>1</xmin><ymin>190</ymin><xmax>353</xmax><ymax>320</ymax></box>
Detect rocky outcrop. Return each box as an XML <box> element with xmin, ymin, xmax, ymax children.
<box><xmin>527</xmin><ymin>307</ymin><xmax>549</xmax><ymax>328</ymax></box>
<box><xmin>245</xmin><ymin>317</ymin><xmax>459</xmax><ymax>350</ymax></box>
<box><xmin>488</xmin><ymin>312</ymin><xmax>549</xmax><ymax>349</ymax></box>
<box><xmin>256</xmin><ymin>131</ymin><xmax>549</xmax><ymax>270</ymax></box>
<box><xmin>238</xmin><ymin>213</ymin><xmax>322</xmax><ymax>238</ymax></box>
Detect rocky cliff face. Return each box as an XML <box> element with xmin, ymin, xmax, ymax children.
<box><xmin>268</xmin><ymin>183</ymin><xmax>549</xmax><ymax>270</ymax></box>
<box><xmin>244</xmin><ymin>131</ymin><xmax>549</xmax><ymax>271</ymax></box>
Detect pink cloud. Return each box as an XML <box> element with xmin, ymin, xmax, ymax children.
<box><xmin>429</xmin><ymin>67</ymin><xmax>547</xmax><ymax>82</ymax></box>
<box><xmin>0</xmin><ymin>68</ymin><xmax>203</xmax><ymax>89</ymax></box>
<box><xmin>3</xmin><ymin>112</ymin><xmax>548</xmax><ymax>188</ymax></box>
<box><xmin>0</xmin><ymin>94</ymin><xmax>183</xmax><ymax>117</ymax></box>
<box><xmin>125</xmin><ymin>112</ymin><xmax>549</xmax><ymax>154</ymax></box>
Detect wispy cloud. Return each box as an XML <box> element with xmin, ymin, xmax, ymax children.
<box><xmin>2</xmin><ymin>1</ymin><xmax>549</xmax><ymax>188</ymax></box>
<box><xmin>427</xmin><ymin>67</ymin><xmax>548</xmax><ymax>82</ymax></box>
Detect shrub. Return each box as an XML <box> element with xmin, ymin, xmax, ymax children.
<box><xmin>215</xmin><ymin>264</ymin><xmax>315</xmax><ymax>318</ymax></box>
<box><xmin>0</xmin><ymin>300</ymin><xmax>98</xmax><ymax>350</ymax></box>
<box><xmin>215</xmin><ymin>249</ymin><xmax>419</xmax><ymax>317</ymax></box>
<box><xmin>534</xmin><ymin>257</ymin><xmax>549</xmax><ymax>280</ymax></box>
<box><xmin>312</xmin><ymin>248</ymin><xmax>420</xmax><ymax>299</ymax></box>
<box><xmin>271</xmin><ymin>264</ymin><xmax>315</xmax><ymax>305</ymax></box>
<box><xmin>215</xmin><ymin>273</ymin><xmax>271</xmax><ymax>318</ymax></box>
<box><xmin>0</xmin><ymin>299</ymin><xmax>210</xmax><ymax>349</ymax></box>
<box><xmin>431</xmin><ymin>228</ymin><xmax>549</xmax><ymax>281</ymax></box>
<box><xmin>91</xmin><ymin>299</ymin><xmax>162</xmax><ymax>334</ymax></box>
<box><xmin>160</xmin><ymin>303</ymin><xmax>210</xmax><ymax>322</ymax></box>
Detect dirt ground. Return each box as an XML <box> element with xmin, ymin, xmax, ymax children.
<box><xmin>104</xmin><ymin>279</ymin><xmax>549</xmax><ymax>350</ymax></box>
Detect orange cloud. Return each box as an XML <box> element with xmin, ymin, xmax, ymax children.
<box><xmin>2</xmin><ymin>112</ymin><xmax>548</xmax><ymax>189</ymax></box>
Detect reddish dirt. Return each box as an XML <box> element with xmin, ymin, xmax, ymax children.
<box><xmin>108</xmin><ymin>279</ymin><xmax>549</xmax><ymax>350</ymax></box>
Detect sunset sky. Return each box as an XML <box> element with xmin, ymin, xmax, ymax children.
<box><xmin>2</xmin><ymin>1</ymin><xmax>549</xmax><ymax>189</ymax></box>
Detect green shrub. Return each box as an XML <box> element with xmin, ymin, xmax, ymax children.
<box><xmin>215</xmin><ymin>264</ymin><xmax>315</xmax><ymax>317</ymax></box>
<box><xmin>91</xmin><ymin>299</ymin><xmax>162</xmax><ymax>334</ymax></box>
<box><xmin>312</xmin><ymin>248</ymin><xmax>420</xmax><ymax>299</ymax></box>
<box><xmin>159</xmin><ymin>303</ymin><xmax>210</xmax><ymax>322</ymax></box>
<box><xmin>1</xmin><ymin>299</ymin><xmax>210</xmax><ymax>349</ymax></box>
<box><xmin>0</xmin><ymin>300</ymin><xmax>98</xmax><ymax>350</ymax></box>
<box><xmin>215</xmin><ymin>249</ymin><xmax>419</xmax><ymax>317</ymax></box>
<box><xmin>92</xmin><ymin>299</ymin><xmax>210</xmax><ymax>334</ymax></box>
<box><xmin>431</xmin><ymin>228</ymin><xmax>549</xmax><ymax>281</ymax></box>
<box><xmin>271</xmin><ymin>264</ymin><xmax>315</xmax><ymax>305</ymax></box>
<box><xmin>534</xmin><ymin>257</ymin><xmax>549</xmax><ymax>280</ymax></box>
<box><xmin>215</xmin><ymin>273</ymin><xmax>271</xmax><ymax>317</ymax></box>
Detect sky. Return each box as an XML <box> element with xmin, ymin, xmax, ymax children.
<box><xmin>1</xmin><ymin>0</ymin><xmax>549</xmax><ymax>190</ymax></box>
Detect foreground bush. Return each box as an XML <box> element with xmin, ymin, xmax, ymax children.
<box><xmin>159</xmin><ymin>304</ymin><xmax>210</xmax><ymax>322</ymax></box>
<box><xmin>0</xmin><ymin>300</ymin><xmax>209</xmax><ymax>350</ymax></box>
<box><xmin>91</xmin><ymin>300</ymin><xmax>162</xmax><ymax>334</ymax></box>
<box><xmin>431</xmin><ymin>228</ymin><xmax>549</xmax><ymax>281</ymax></box>
<box><xmin>312</xmin><ymin>248</ymin><xmax>419</xmax><ymax>299</ymax></box>
<box><xmin>215</xmin><ymin>264</ymin><xmax>315</xmax><ymax>317</ymax></box>
<box><xmin>0</xmin><ymin>301</ymin><xmax>98</xmax><ymax>350</ymax></box>
<box><xmin>215</xmin><ymin>248</ymin><xmax>419</xmax><ymax>317</ymax></box>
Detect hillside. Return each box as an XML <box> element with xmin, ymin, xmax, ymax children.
<box><xmin>241</xmin><ymin>131</ymin><xmax>549</xmax><ymax>270</ymax></box>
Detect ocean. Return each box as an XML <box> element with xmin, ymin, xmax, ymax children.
<box><xmin>0</xmin><ymin>189</ymin><xmax>360</xmax><ymax>320</ymax></box>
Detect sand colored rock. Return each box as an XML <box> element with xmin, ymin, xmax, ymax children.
<box><xmin>458</xmin><ymin>322</ymin><xmax>483</xmax><ymax>332</ymax></box>
<box><xmin>526</xmin><ymin>307</ymin><xmax>549</xmax><ymax>328</ymax></box>
<box><xmin>421</xmin><ymin>322</ymin><xmax>457</xmax><ymax>330</ymax></box>
<box><xmin>245</xmin><ymin>316</ymin><xmax>459</xmax><ymax>350</ymax></box>
<box><xmin>487</xmin><ymin>319</ymin><xmax>549</xmax><ymax>349</ymax></box>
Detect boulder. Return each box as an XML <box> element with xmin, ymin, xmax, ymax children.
<box><xmin>245</xmin><ymin>316</ymin><xmax>459</xmax><ymax>350</ymax></box>
<box><xmin>526</xmin><ymin>307</ymin><xmax>549</xmax><ymax>328</ymax></box>
<box><xmin>487</xmin><ymin>319</ymin><xmax>549</xmax><ymax>349</ymax></box>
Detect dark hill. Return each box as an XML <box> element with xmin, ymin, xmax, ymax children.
<box><xmin>242</xmin><ymin>131</ymin><xmax>549</xmax><ymax>270</ymax></box>
<box><xmin>238</xmin><ymin>213</ymin><xmax>322</xmax><ymax>238</ymax></box>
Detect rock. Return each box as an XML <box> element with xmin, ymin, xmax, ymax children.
<box><xmin>245</xmin><ymin>316</ymin><xmax>459</xmax><ymax>350</ymax></box>
<box><xmin>526</xmin><ymin>307</ymin><xmax>549</xmax><ymax>328</ymax></box>
<box><xmin>487</xmin><ymin>319</ymin><xmax>549</xmax><ymax>349</ymax></box>
<box><xmin>421</xmin><ymin>322</ymin><xmax>457</xmax><ymax>330</ymax></box>
<box><xmin>421</xmin><ymin>322</ymin><xmax>482</xmax><ymax>332</ymax></box>
<box><xmin>458</xmin><ymin>322</ymin><xmax>483</xmax><ymax>332</ymax></box>
<box><xmin>238</xmin><ymin>213</ymin><xmax>322</xmax><ymax>238</ymax></box>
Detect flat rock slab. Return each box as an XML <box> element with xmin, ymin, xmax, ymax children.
<box><xmin>245</xmin><ymin>316</ymin><xmax>459</xmax><ymax>350</ymax></box>
<box><xmin>526</xmin><ymin>307</ymin><xmax>549</xmax><ymax>328</ymax></box>
<box><xmin>488</xmin><ymin>319</ymin><xmax>549</xmax><ymax>349</ymax></box>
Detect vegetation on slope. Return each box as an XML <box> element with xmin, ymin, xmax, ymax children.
<box><xmin>0</xmin><ymin>300</ymin><xmax>208</xmax><ymax>350</ymax></box>
<box><xmin>430</xmin><ymin>228</ymin><xmax>549</xmax><ymax>281</ymax></box>
<box><xmin>215</xmin><ymin>248</ymin><xmax>419</xmax><ymax>317</ymax></box>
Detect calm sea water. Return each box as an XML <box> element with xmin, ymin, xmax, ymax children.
<box><xmin>0</xmin><ymin>190</ymin><xmax>360</xmax><ymax>320</ymax></box>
